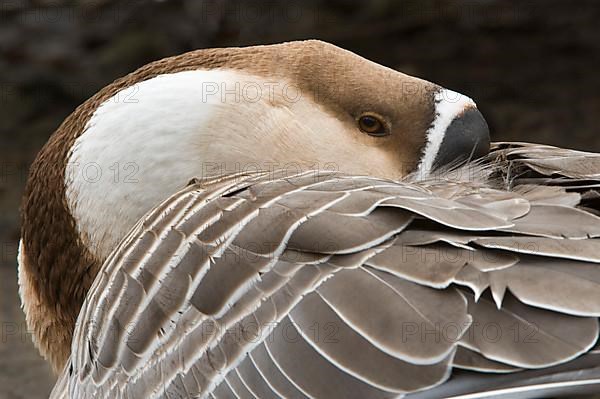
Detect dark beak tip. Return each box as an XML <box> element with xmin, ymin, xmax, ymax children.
<box><xmin>433</xmin><ymin>107</ymin><xmax>490</xmax><ymax>169</ymax></box>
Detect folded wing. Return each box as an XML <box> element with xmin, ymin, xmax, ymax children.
<box><xmin>54</xmin><ymin>143</ymin><xmax>600</xmax><ymax>399</ymax></box>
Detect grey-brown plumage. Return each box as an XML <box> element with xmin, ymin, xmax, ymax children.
<box><xmin>49</xmin><ymin>143</ymin><xmax>600</xmax><ymax>399</ymax></box>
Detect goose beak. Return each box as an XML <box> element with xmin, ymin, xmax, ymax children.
<box><xmin>417</xmin><ymin>89</ymin><xmax>491</xmax><ymax>176</ymax></box>
<box><xmin>433</xmin><ymin>106</ymin><xmax>490</xmax><ymax>170</ymax></box>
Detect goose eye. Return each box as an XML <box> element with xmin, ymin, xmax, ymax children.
<box><xmin>358</xmin><ymin>114</ymin><xmax>388</xmax><ymax>136</ymax></box>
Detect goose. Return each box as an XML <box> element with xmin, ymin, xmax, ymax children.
<box><xmin>18</xmin><ymin>40</ymin><xmax>600</xmax><ymax>398</ymax></box>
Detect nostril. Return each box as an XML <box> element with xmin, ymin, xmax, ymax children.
<box><xmin>432</xmin><ymin>107</ymin><xmax>490</xmax><ymax>170</ymax></box>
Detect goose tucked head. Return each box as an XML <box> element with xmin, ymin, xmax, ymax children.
<box><xmin>19</xmin><ymin>40</ymin><xmax>489</xmax><ymax>372</ymax></box>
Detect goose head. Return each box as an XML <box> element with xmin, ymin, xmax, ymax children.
<box><xmin>19</xmin><ymin>40</ymin><xmax>489</xmax><ymax>372</ymax></box>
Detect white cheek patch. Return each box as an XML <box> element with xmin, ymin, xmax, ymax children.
<box><xmin>65</xmin><ymin>69</ymin><xmax>263</xmax><ymax>260</ymax></box>
<box><xmin>416</xmin><ymin>89</ymin><xmax>476</xmax><ymax>178</ymax></box>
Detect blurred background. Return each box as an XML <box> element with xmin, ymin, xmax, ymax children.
<box><xmin>1</xmin><ymin>0</ymin><xmax>599</xmax><ymax>397</ymax></box>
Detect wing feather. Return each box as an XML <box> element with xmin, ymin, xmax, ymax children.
<box><xmin>235</xmin><ymin>356</ymin><xmax>281</xmax><ymax>399</ymax></box>
<box><xmin>487</xmin><ymin>260</ymin><xmax>600</xmax><ymax>316</ymax></box>
<box><xmin>249</xmin><ymin>344</ymin><xmax>310</xmax><ymax>399</ymax></box>
<box><xmin>265</xmin><ymin>317</ymin><xmax>397</xmax><ymax>399</ymax></box>
<box><xmin>289</xmin><ymin>291</ymin><xmax>456</xmax><ymax>392</ymax></box>
<box><xmin>211</xmin><ymin>380</ymin><xmax>239</xmax><ymax>399</ymax></box>
<box><xmin>316</xmin><ymin>267</ymin><xmax>468</xmax><ymax>364</ymax></box>
<box><xmin>461</xmin><ymin>292</ymin><xmax>599</xmax><ymax>368</ymax></box>
<box><xmin>225</xmin><ymin>370</ymin><xmax>256</xmax><ymax>399</ymax></box>
<box><xmin>474</xmin><ymin>236</ymin><xmax>600</xmax><ymax>263</ymax></box>
<box><xmin>453</xmin><ymin>346</ymin><xmax>521</xmax><ymax>373</ymax></box>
